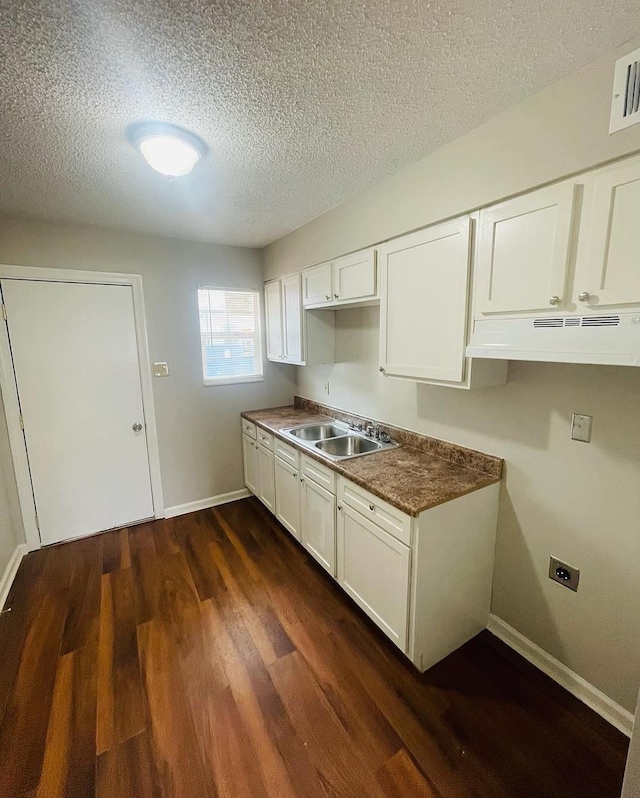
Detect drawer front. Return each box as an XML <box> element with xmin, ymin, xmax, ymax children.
<box><xmin>257</xmin><ymin>428</ymin><xmax>274</xmax><ymax>451</ymax></box>
<box><xmin>242</xmin><ymin>418</ymin><xmax>257</xmax><ymax>439</ymax></box>
<box><xmin>275</xmin><ymin>438</ymin><xmax>300</xmax><ymax>468</ymax></box>
<box><xmin>301</xmin><ymin>454</ymin><xmax>336</xmax><ymax>494</ymax></box>
<box><xmin>338</xmin><ymin>477</ymin><xmax>412</xmax><ymax>546</ymax></box>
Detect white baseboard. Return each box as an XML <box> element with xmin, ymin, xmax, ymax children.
<box><xmin>0</xmin><ymin>543</ymin><xmax>28</xmax><ymax>611</ymax></box>
<box><xmin>488</xmin><ymin>614</ymin><xmax>634</xmax><ymax>737</ymax></box>
<box><xmin>164</xmin><ymin>488</ymin><xmax>250</xmax><ymax>519</ymax></box>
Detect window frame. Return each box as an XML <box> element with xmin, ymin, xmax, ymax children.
<box><xmin>197</xmin><ymin>285</ymin><xmax>264</xmax><ymax>387</ymax></box>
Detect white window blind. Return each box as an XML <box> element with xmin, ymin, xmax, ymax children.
<box><xmin>197</xmin><ymin>288</ymin><xmax>263</xmax><ymax>385</ymax></box>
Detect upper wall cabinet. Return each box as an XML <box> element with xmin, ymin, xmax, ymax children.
<box><xmin>265</xmin><ymin>274</ymin><xmax>334</xmax><ymax>366</ymax></box>
<box><xmin>476</xmin><ymin>181</ymin><xmax>577</xmax><ymax>315</ymax></box>
<box><xmin>379</xmin><ymin>217</ymin><xmax>472</xmax><ymax>383</ymax></box>
<box><xmin>302</xmin><ymin>249</ymin><xmax>377</xmax><ymax>309</ymax></box>
<box><xmin>579</xmin><ymin>157</ymin><xmax>640</xmax><ymax>308</ymax></box>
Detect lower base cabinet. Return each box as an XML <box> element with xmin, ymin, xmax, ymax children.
<box><xmin>274</xmin><ymin>456</ymin><xmax>301</xmax><ymax>540</ymax></box>
<box><xmin>337</xmin><ymin>503</ymin><xmax>411</xmax><ymax>650</ymax></box>
<box><xmin>241</xmin><ymin>418</ymin><xmax>500</xmax><ymax>672</ymax></box>
<box><xmin>301</xmin><ymin>475</ymin><xmax>336</xmax><ymax>575</ymax></box>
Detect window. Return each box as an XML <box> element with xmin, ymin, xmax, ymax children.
<box><xmin>197</xmin><ymin>288</ymin><xmax>263</xmax><ymax>385</ymax></box>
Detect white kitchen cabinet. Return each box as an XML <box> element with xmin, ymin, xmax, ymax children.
<box><xmin>281</xmin><ymin>273</ymin><xmax>304</xmax><ymax>362</ymax></box>
<box><xmin>300</xmin><ymin>471</ymin><xmax>336</xmax><ymax>575</ymax></box>
<box><xmin>380</xmin><ymin>215</ymin><xmax>493</xmax><ymax>386</ymax></box>
<box><xmin>337</xmin><ymin>502</ymin><xmax>411</xmax><ymax>651</ymax></box>
<box><xmin>333</xmin><ymin>249</ymin><xmax>377</xmax><ymax>304</ymax></box>
<box><xmin>264</xmin><ymin>279</ymin><xmax>284</xmax><ymax>360</ymax></box>
<box><xmin>579</xmin><ymin>156</ymin><xmax>640</xmax><ymax>308</ymax></box>
<box><xmin>476</xmin><ymin>181</ymin><xmax>577</xmax><ymax>315</ymax></box>
<box><xmin>302</xmin><ymin>262</ymin><xmax>333</xmax><ymax>307</ymax></box>
<box><xmin>302</xmin><ymin>248</ymin><xmax>377</xmax><ymax>308</ymax></box>
<box><xmin>274</xmin><ymin>456</ymin><xmax>301</xmax><ymax>540</ymax></box>
<box><xmin>242</xmin><ymin>433</ymin><xmax>259</xmax><ymax>495</ymax></box>
<box><xmin>264</xmin><ymin>274</ymin><xmax>335</xmax><ymax>365</ymax></box>
<box><xmin>257</xmin><ymin>443</ymin><xmax>275</xmax><ymax>512</ymax></box>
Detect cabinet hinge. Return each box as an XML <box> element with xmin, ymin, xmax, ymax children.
<box><xmin>19</xmin><ymin>414</ymin><xmax>24</xmax><ymax>430</ymax></box>
<box><xmin>34</xmin><ymin>513</ymin><xmax>40</xmax><ymax>532</ymax></box>
<box><xmin>1</xmin><ymin>304</ymin><xmax>6</xmax><ymax>321</ymax></box>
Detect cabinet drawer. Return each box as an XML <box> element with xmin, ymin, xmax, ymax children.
<box><xmin>242</xmin><ymin>418</ymin><xmax>257</xmax><ymax>439</ymax></box>
<box><xmin>338</xmin><ymin>477</ymin><xmax>412</xmax><ymax>546</ymax></box>
<box><xmin>275</xmin><ymin>438</ymin><xmax>300</xmax><ymax>468</ymax></box>
<box><xmin>257</xmin><ymin>428</ymin><xmax>273</xmax><ymax>450</ymax></box>
<box><xmin>301</xmin><ymin>454</ymin><xmax>336</xmax><ymax>494</ymax></box>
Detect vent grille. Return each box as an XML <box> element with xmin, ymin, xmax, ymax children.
<box><xmin>610</xmin><ymin>47</ymin><xmax>640</xmax><ymax>133</ymax></box>
<box><xmin>533</xmin><ymin>315</ymin><xmax>621</xmax><ymax>329</ymax></box>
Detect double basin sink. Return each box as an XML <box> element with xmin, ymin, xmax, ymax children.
<box><xmin>281</xmin><ymin>421</ymin><xmax>399</xmax><ymax>461</ymax></box>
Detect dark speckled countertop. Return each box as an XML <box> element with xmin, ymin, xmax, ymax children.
<box><xmin>241</xmin><ymin>398</ymin><xmax>503</xmax><ymax>517</ymax></box>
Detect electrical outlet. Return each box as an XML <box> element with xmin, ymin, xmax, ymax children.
<box><xmin>549</xmin><ymin>556</ymin><xmax>580</xmax><ymax>592</ymax></box>
<box><xmin>323</xmin><ymin>381</ymin><xmax>330</xmax><ymax>395</ymax></box>
<box><xmin>153</xmin><ymin>362</ymin><xmax>170</xmax><ymax>377</ymax></box>
<box><xmin>571</xmin><ymin>413</ymin><xmax>592</xmax><ymax>443</ymax></box>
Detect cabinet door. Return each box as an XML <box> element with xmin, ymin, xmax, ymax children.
<box><xmin>275</xmin><ymin>456</ymin><xmax>301</xmax><ymax>540</ymax></box>
<box><xmin>333</xmin><ymin>249</ymin><xmax>377</xmax><ymax>303</ymax></box>
<box><xmin>282</xmin><ymin>273</ymin><xmax>304</xmax><ymax>363</ymax></box>
<box><xmin>257</xmin><ymin>444</ymin><xmax>275</xmax><ymax>513</ymax></box>
<box><xmin>301</xmin><ymin>477</ymin><xmax>336</xmax><ymax>575</ymax></box>
<box><xmin>379</xmin><ymin>217</ymin><xmax>471</xmax><ymax>383</ymax></box>
<box><xmin>302</xmin><ymin>262</ymin><xmax>333</xmax><ymax>307</ymax></box>
<box><xmin>580</xmin><ymin>158</ymin><xmax>640</xmax><ymax>307</ymax></box>
<box><xmin>264</xmin><ymin>280</ymin><xmax>284</xmax><ymax>361</ymax></box>
<box><xmin>476</xmin><ymin>182</ymin><xmax>577</xmax><ymax>314</ymax></box>
<box><xmin>337</xmin><ymin>504</ymin><xmax>411</xmax><ymax>652</ymax></box>
<box><xmin>242</xmin><ymin>434</ymin><xmax>259</xmax><ymax>495</ymax></box>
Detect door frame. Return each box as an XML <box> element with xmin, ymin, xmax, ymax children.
<box><xmin>0</xmin><ymin>264</ymin><xmax>165</xmax><ymax>550</ymax></box>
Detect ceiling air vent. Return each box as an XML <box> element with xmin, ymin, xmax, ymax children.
<box><xmin>610</xmin><ymin>46</ymin><xmax>640</xmax><ymax>133</ymax></box>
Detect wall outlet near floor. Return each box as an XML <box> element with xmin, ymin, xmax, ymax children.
<box><xmin>323</xmin><ymin>381</ymin><xmax>330</xmax><ymax>395</ymax></box>
<box><xmin>549</xmin><ymin>556</ymin><xmax>580</xmax><ymax>592</ymax></box>
<box><xmin>571</xmin><ymin>413</ymin><xmax>592</xmax><ymax>443</ymax></box>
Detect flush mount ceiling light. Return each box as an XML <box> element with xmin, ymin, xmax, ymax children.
<box><xmin>129</xmin><ymin>122</ymin><xmax>206</xmax><ymax>178</ymax></box>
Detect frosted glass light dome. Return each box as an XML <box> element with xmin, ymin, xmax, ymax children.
<box><xmin>130</xmin><ymin>123</ymin><xmax>206</xmax><ymax>178</ymax></box>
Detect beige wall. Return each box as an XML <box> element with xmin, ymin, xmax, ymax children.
<box><xmin>262</xmin><ymin>37</ymin><xmax>640</xmax><ymax>714</ymax></box>
<box><xmin>0</xmin><ymin>218</ymin><xmax>296</xmax><ymax>512</ymax></box>
<box><xmin>264</xmin><ymin>35</ymin><xmax>640</xmax><ymax>278</ymax></box>
<box><xmin>623</xmin><ymin>697</ymin><xmax>640</xmax><ymax>797</ymax></box>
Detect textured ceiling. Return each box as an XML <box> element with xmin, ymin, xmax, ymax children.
<box><xmin>0</xmin><ymin>1</ymin><xmax>638</xmax><ymax>247</ymax></box>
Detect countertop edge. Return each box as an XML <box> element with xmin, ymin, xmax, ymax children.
<box><xmin>241</xmin><ymin>409</ymin><xmax>501</xmax><ymax>517</ymax></box>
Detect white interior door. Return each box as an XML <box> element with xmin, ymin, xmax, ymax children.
<box><xmin>2</xmin><ymin>279</ymin><xmax>155</xmax><ymax>546</ymax></box>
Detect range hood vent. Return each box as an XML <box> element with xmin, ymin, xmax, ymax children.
<box><xmin>467</xmin><ymin>312</ymin><xmax>640</xmax><ymax>367</ymax></box>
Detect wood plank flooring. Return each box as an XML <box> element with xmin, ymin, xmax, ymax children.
<box><xmin>0</xmin><ymin>497</ymin><xmax>628</xmax><ymax>798</ymax></box>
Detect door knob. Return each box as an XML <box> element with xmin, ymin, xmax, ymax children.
<box><xmin>578</xmin><ymin>292</ymin><xmax>591</xmax><ymax>302</ymax></box>
<box><xmin>132</xmin><ymin>422</ymin><xmax>143</xmax><ymax>432</ymax></box>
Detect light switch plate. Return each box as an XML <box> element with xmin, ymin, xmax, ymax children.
<box><xmin>571</xmin><ymin>413</ymin><xmax>592</xmax><ymax>443</ymax></box>
<box><xmin>153</xmin><ymin>362</ymin><xmax>170</xmax><ymax>377</ymax></box>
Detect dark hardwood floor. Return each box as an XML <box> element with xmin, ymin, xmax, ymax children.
<box><xmin>0</xmin><ymin>497</ymin><xmax>628</xmax><ymax>798</ymax></box>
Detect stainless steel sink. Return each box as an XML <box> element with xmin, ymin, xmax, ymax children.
<box><xmin>281</xmin><ymin>420</ymin><xmax>399</xmax><ymax>461</ymax></box>
<box><xmin>315</xmin><ymin>435</ymin><xmax>383</xmax><ymax>457</ymax></box>
<box><xmin>288</xmin><ymin>423</ymin><xmax>348</xmax><ymax>441</ymax></box>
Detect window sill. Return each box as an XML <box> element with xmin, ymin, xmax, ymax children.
<box><xmin>203</xmin><ymin>375</ymin><xmax>264</xmax><ymax>387</ymax></box>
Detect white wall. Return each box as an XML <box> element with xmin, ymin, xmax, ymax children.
<box><xmin>0</xmin><ymin>218</ymin><xmax>296</xmax><ymax>511</ymax></box>
<box><xmin>262</xmin><ymin>37</ymin><xmax>640</xmax><ymax>715</ymax></box>
<box><xmin>0</xmin><ymin>388</ymin><xmax>24</xmax><ymax>577</ymax></box>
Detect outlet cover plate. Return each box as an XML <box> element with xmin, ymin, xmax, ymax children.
<box><xmin>571</xmin><ymin>413</ymin><xmax>592</xmax><ymax>443</ymax></box>
<box><xmin>549</xmin><ymin>556</ymin><xmax>580</xmax><ymax>592</ymax></box>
